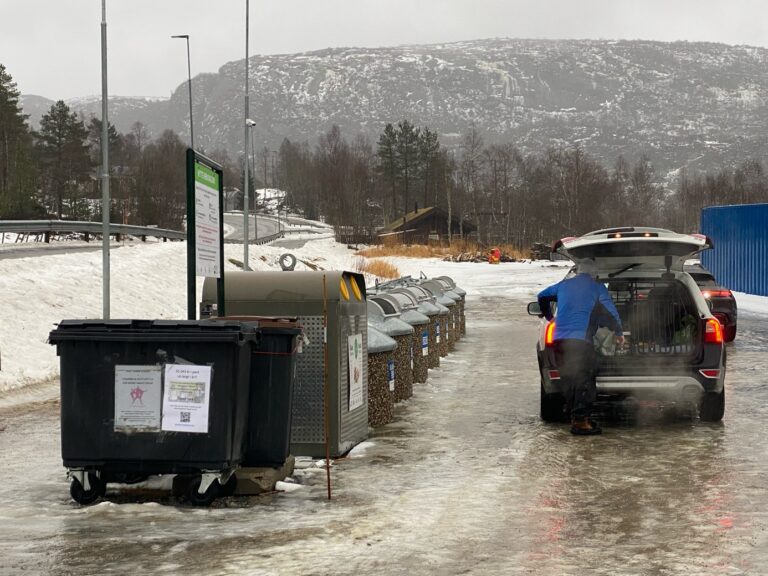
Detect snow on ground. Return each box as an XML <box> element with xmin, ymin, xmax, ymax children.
<box><xmin>0</xmin><ymin>232</ymin><xmax>765</xmax><ymax>394</ymax></box>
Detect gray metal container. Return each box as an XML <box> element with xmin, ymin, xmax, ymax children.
<box><xmin>367</xmin><ymin>325</ymin><xmax>397</xmax><ymax>427</ymax></box>
<box><xmin>201</xmin><ymin>270</ymin><xmax>368</xmax><ymax>458</ymax></box>
<box><xmin>371</xmin><ymin>295</ymin><xmax>430</xmax><ymax>384</ymax></box>
<box><xmin>420</xmin><ymin>280</ymin><xmax>461</xmax><ymax>350</ymax></box>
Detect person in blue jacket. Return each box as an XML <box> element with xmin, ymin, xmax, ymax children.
<box><xmin>538</xmin><ymin>259</ymin><xmax>624</xmax><ymax>435</ymax></box>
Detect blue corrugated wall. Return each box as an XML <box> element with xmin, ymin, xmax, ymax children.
<box><xmin>701</xmin><ymin>204</ymin><xmax>768</xmax><ymax>296</ymax></box>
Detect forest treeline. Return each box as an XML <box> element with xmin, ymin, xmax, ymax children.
<box><xmin>2</xmin><ymin>63</ymin><xmax>766</xmax><ymax>247</ymax></box>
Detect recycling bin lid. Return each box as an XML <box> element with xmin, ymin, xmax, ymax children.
<box><xmin>417</xmin><ymin>301</ymin><xmax>441</xmax><ymax>316</ymax></box>
<box><xmin>400</xmin><ymin>309</ymin><xmax>429</xmax><ymax>326</ymax></box>
<box><xmin>368</xmin><ymin>325</ymin><xmax>397</xmax><ymax>353</ymax></box>
<box><xmin>434</xmin><ymin>302</ymin><xmax>450</xmax><ymax>315</ymax></box>
<box><xmin>433</xmin><ymin>276</ymin><xmax>466</xmax><ymax>297</ymax></box>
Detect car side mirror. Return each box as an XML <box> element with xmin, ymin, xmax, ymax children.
<box><xmin>527</xmin><ymin>301</ymin><xmax>543</xmax><ymax>316</ymax></box>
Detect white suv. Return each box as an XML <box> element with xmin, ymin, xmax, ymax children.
<box><xmin>528</xmin><ymin>227</ymin><xmax>726</xmax><ymax>422</ymax></box>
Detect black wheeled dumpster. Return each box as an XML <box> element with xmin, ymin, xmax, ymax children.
<box><xmin>221</xmin><ymin>317</ymin><xmax>302</xmax><ymax>468</ymax></box>
<box><xmin>48</xmin><ymin>319</ymin><xmax>256</xmax><ymax>506</ymax></box>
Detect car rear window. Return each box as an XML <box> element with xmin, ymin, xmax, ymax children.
<box><xmin>689</xmin><ymin>272</ymin><xmax>717</xmax><ymax>287</ymax></box>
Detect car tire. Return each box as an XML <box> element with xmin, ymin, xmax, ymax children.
<box><xmin>699</xmin><ymin>389</ymin><xmax>725</xmax><ymax>422</ymax></box>
<box><xmin>725</xmin><ymin>325</ymin><xmax>736</xmax><ymax>342</ymax></box>
<box><xmin>540</xmin><ymin>381</ymin><xmax>565</xmax><ymax>422</ymax></box>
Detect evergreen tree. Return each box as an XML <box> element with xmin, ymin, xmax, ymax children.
<box><xmin>376</xmin><ymin>123</ymin><xmax>398</xmax><ymax>221</ymax></box>
<box><xmin>395</xmin><ymin>120</ymin><xmax>420</xmax><ymax>220</ymax></box>
<box><xmin>0</xmin><ymin>64</ymin><xmax>39</xmax><ymax>217</ymax></box>
<box><xmin>36</xmin><ymin>100</ymin><xmax>91</xmax><ymax>219</ymax></box>
<box><xmin>418</xmin><ymin>127</ymin><xmax>440</xmax><ymax>208</ymax></box>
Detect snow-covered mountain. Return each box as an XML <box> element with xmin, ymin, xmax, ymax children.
<box><xmin>21</xmin><ymin>38</ymin><xmax>768</xmax><ymax>174</ymax></box>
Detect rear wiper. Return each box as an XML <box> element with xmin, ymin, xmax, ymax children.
<box><xmin>608</xmin><ymin>263</ymin><xmax>642</xmax><ymax>278</ymax></box>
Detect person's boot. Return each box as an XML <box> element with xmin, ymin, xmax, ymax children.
<box><xmin>570</xmin><ymin>417</ymin><xmax>602</xmax><ymax>435</ymax></box>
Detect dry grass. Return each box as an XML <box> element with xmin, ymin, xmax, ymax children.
<box><xmin>354</xmin><ymin>256</ymin><xmax>401</xmax><ymax>279</ymax></box>
<box><xmin>357</xmin><ymin>241</ymin><xmax>527</xmax><ymax>260</ymax></box>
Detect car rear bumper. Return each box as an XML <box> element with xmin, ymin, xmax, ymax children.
<box><xmin>542</xmin><ymin>372</ymin><xmax>724</xmax><ymax>399</ymax></box>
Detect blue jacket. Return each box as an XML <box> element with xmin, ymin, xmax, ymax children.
<box><xmin>537</xmin><ymin>273</ymin><xmax>622</xmax><ymax>342</ymax></box>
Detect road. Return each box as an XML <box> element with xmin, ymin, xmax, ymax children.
<box><xmin>0</xmin><ymin>295</ymin><xmax>766</xmax><ymax>575</ymax></box>
<box><xmin>223</xmin><ymin>213</ymin><xmax>279</xmax><ymax>241</ymax></box>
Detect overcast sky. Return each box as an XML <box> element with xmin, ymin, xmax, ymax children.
<box><xmin>3</xmin><ymin>0</ymin><xmax>768</xmax><ymax>100</ymax></box>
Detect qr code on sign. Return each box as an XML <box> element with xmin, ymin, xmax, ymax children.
<box><xmin>180</xmin><ymin>411</ymin><xmax>191</xmax><ymax>423</ymax></box>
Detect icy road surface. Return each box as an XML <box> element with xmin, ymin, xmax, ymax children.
<box><xmin>1</xmin><ymin>286</ymin><xmax>767</xmax><ymax>574</ymax></box>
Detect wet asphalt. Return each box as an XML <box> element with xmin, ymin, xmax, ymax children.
<box><xmin>0</xmin><ymin>295</ymin><xmax>766</xmax><ymax>575</ymax></box>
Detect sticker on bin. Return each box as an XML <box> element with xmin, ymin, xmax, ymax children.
<box><xmin>421</xmin><ymin>331</ymin><xmax>429</xmax><ymax>356</ymax></box>
<box><xmin>387</xmin><ymin>359</ymin><xmax>395</xmax><ymax>392</ymax></box>
<box><xmin>348</xmin><ymin>334</ymin><xmax>364</xmax><ymax>411</ymax></box>
<box><xmin>114</xmin><ymin>365</ymin><xmax>162</xmax><ymax>432</ymax></box>
<box><xmin>410</xmin><ymin>345</ymin><xmax>414</xmax><ymax>369</ymax></box>
<box><xmin>435</xmin><ymin>321</ymin><xmax>441</xmax><ymax>343</ymax></box>
<box><xmin>161</xmin><ymin>364</ymin><xmax>212</xmax><ymax>434</ymax></box>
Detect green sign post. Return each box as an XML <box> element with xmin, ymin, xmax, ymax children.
<box><xmin>186</xmin><ymin>149</ymin><xmax>225</xmax><ymax>319</ymax></box>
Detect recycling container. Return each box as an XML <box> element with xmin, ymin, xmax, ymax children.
<box><xmin>367</xmin><ymin>326</ymin><xmax>397</xmax><ymax>427</ymax></box>
<box><xmin>49</xmin><ymin>319</ymin><xmax>256</xmax><ymax>505</ymax></box>
<box><xmin>435</xmin><ymin>276</ymin><xmax>467</xmax><ymax>336</ymax></box>
<box><xmin>223</xmin><ymin>317</ymin><xmax>302</xmax><ymax>468</ymax></box>
<box><xmin>420</xmin><ymin>280</ymin><xmax>461</xmax><ymax>351</ymax></box>
<box><xmin>370</xmin><ymin>295</ymin><xmax>430</xmax><ymax>385</ymax></box>
<box><xmin>368</xmin><ymin>301</ymin><xmax>415</xmax><ymax>402</ymax></box>
<box><xmin>390</xmin><ymin>287</ymin><xmax>442</xmax><ymax>367</ymax></box>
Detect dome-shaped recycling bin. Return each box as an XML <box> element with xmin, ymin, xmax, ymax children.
<box><xmin>400</xmin><ymin>285</ymin><xmax>450</xmax><ymax>359</ymax></box>
<box><xmin>367</xmin><ymin>325</ymin><xmax>397</xmax><ymax>427</ymax></box>
<box><xmin>386</xmin><ymin>288</ymin><xmax>441</xmax><ymax>370</ymax></box>
<box><xmin>420</xmin><ymin>280</ymin><xmax>462</xmax><ymax>351</ymax></box>
<box><xmin>370</xmin><ymin>295</ymin><xmax>430</xmax><ymax>384</ymax></box>
<box><xmin>434</xmin><ymin>276</ymin><xmax>467</xmax><ymax>336</ymax></box>
<box><xmin>368</xmin><ymin>301</ymin><xmax>415</xmax><ymax>402</ymax></box>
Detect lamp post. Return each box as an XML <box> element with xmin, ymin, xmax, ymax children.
<box><xmin>243</xmin><ymin>0</ymin><xmax>251</xmax><ymax>268</ymax></box>
<box><xmin>101</xmin><ymin>0</ymin><xmax>110</xmax><ymax>319</ymax></box>
<box><xmin>171</xmin><ymin>34</ymin><xmax>194</xmax><ymax>149</ymax></box>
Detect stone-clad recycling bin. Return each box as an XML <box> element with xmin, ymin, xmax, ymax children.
<box><xmin>366</xmin><ymin>325</ymin><xmax>397</xmax><ymax>427</ymax></box>
<box><xmin>370</xmin><ymin>295</ymin><xmax>430</xmax><ymax>385</ymax></box>
<box><xmin>387</xmin><ymin>288</ymin><xmax>441</xmax><ymax>369</ymax></box>
<box><xmin>368</xmin><ymin>300</ymin><xmax>414</xmax><ymax>402</ymax></box>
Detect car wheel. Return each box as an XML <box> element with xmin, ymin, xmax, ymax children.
<box><xmin>725</xmin><ymin>325</ymin><xmax>736</xmax><ymax>342</ymax></box>
<box><xmin>540</xmin><ymin>381</ymin><xmax>565</xmax><ymax>422</ymax></box>
<box><xmin>699</xmin><ymin>389</ymin><xmax>725</xmax><ymax>422</ymax></box>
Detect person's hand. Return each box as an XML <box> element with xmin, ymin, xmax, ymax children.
<box><xmin>616</xmin><ymin>334</ymin><xmax>625</xmax><ymax>348</ymax></box>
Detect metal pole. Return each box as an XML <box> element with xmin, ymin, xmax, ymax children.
<box><xmin>171</xmin><ymin>35</ymin><xmax>193</xmax><ymax>149</ymax></box>
<box><xmin>186</xmin><ymin>37</ymin><xmax>194</xmax><ymax>150</ymax></box>
<box><xmin>101</xmin><ymin>0</ymin><xmax>110</xmax><ymax>319</ymax></box>
<box><xmin>243</xmin><ymin>0</ymin><xmax>250</xmax><ymax>269</ymax></box>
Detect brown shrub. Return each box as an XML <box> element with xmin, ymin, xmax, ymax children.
<box><xmin>354</xmin><ymin>256</ymin><xmax>401</xmax><ymax>279</ymax></box>
<box><xmin>357</xmin><ymin>241</ymin><xmax>526</xmax><ymax>260</ymax></box>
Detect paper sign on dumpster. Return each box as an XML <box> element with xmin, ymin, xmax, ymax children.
<box><xmin>161</xmin><ymin>364</ymin><xmax>212</xmax><ymax>433</ymax></box>
<box><xmin>114</xmin><ymin>365</ymin><xmax>162</xmax><ymax>432</ymax></box>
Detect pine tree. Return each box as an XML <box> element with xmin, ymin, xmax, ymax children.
<box><xmin>0</xmin><ymin>64</ymin><xmax>39</xmax><ymax>218</ymax></box>
<box><xmin>36</xmin><ymin>100</ymin><xmax>92</xmax><ymax>219</ymax></box>
<box><xmin>395</xmin><ymin>120</ymin><xmax>420</xmax><ymax>221</ymax></box>
<box><xmin>418</xmin><ymin>127</ymin><xmax>440</xmax><ymax>208</ymax></box>
<box><xmin>376</xmin><ymin>123</ymin><xmax>398</xmax><ymax>222</ymax></box>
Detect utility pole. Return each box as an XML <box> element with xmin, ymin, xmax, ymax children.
<box><xmin>171</xmin><ymin>35</ymin><xmax>194</xmax><ymax>149</ymax></box>
<box><xmin>243</xmin><ymin>0</ymin><xmax>250</xmax><ymax>268</ymax></box>
<box><xmin>101</xmin><ymin>0</ymin><xmax>110</xmax><ymax>319</ymax></box>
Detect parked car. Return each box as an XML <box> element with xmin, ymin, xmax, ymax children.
<box><xmin>684</xmin><ymin>261</ymin><xmax>737</xmax><ymax>342</ymax></box>
<box><xmin>528</xmin><ymin>227</ymin><xmax>726</xmax><ymax>422</ymax></box>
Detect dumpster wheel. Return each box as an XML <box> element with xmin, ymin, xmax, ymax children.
<box><xmin>69</xmin><ymin>472</ymin><xmax>106</xmax><ymax>505</ymax></box>
<box><xmin>186</xmin><ymin>474</ymin><xmax>220</xmax><ymax>506</ymax></box>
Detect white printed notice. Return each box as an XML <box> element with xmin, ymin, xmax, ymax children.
<box><xmin>194</xmin><ymin>161</ymin><xmax>221</xmax><ymax>278</ymax></box>
<box><xmin>114</xmin><ymin>365</ymin><xmax>162</xmax><ymax>432</ymax></box>
<box><xmin>347</xmin><ymin>334</ymin><xmax>364</xmax><ymax>411</ymax></box>
<box><xmin>161</xmin><ymin>364</ymin><xmax>212</xmax><ymax>433</ymax></box>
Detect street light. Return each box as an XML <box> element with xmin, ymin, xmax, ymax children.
<box><xmin>171</xmin><ymin>34</ymin><xmax>194</xmax><ymax>149</ymax></box>
<box><xmin>245</xmin><ymin>118</ymin><xmax>258</xmax><ymax>268</ymax></box>
<box><xmin>243</xmin><ymin>0</ymin><xmax>251</xmax><ymax>268</ymax></box>
<box><xmin>101</xmin><ymin>0</ymin><xmax>110</xmax><ymax>319</ymax></box>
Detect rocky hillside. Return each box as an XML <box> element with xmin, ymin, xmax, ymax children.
<box><xmin>22</xmin><ymin>38</ymin><xmax>768</xmax><ymax>177</ymax></box>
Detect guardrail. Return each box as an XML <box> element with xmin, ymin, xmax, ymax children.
<box><xmin>224</xmin><ymin>232</ymin><xmax>285</xmax><ymax>245</ymax></box>
<box><xmin>0</xmin><ymin>220</ymin><xmax>185</xmax><ymax>242</ymax></box>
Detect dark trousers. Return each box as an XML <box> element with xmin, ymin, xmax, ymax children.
<box><xmin>553</xmin><ymin>339</ymin><xmax>597</xmax><ymax>420</ymax></box>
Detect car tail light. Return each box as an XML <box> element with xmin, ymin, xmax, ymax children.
<box><xmin>704</xmin><ymin>318</ymin><xmax>723</xmax><ymax>344</ymax></box>
<box><xmin>545</xmin><ymin>321</ymin><xmax>556</xmax><ymax>347</ymax></box>
<box><xmin>699</xmin><ymin>369</ymin><xmax>721</xmax><ymax>379</ymax></box>
<box><xmin>702</xmin><ymin>289</ymin><xmax>733</xmax><ymax>299</ymax></box>
<box><xmin>548</xmin><ymin>370</ymin><xmax>561</xmax><ymax>380</ymax></box>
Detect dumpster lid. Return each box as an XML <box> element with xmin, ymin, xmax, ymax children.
<box><xmin>214</xmin><ymin>315</ymin><xmax>302</xmax><ymax>334</ymax></box>
<box><xmin>417</xmin><ymin>301</ymin><xmax>440</xmax><ymax>316</ymax></box>
<box><xmin>49</xmin><ymin>318</ymin><xmax>257</xmax><ymax>344</ymax></box>
<box><xmin>368</xmin><ymin>326</ymin><xmax>397</xmax><ymax>353</ymax></box>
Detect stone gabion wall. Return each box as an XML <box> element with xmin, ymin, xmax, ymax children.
<box><xmin>367</xmin><ymin>351</ymin><xmax>395</xmax><ymax>427</ymax></box>
<box><xmin>460</xmin><ymin>299</ymin><xmax>466</xmax><ymax>336</ymax></box>
<box><xmin>438</xmin><ymin>315</ymin><xmax>449</xmax><ymax>357</ymax></box>
<box><xmin>392</xmin><ymin>333</ymin><xmax>413</xmax><ymax>402</ymax></box>
<box><xmin>412</xmin><ymin>325</ymin><xmax>429</xmax><ymax>383</ymax></box>
<box><xmin>427</xmin><ymin>316</ymin><xmax>440</xmax><ymax>369</ymax></box>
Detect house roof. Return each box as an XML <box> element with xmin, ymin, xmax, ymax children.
<box><xmin>382</xmin><ymin>206</ymin><xmax>476</xmax><ymax>233</ymax></box>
